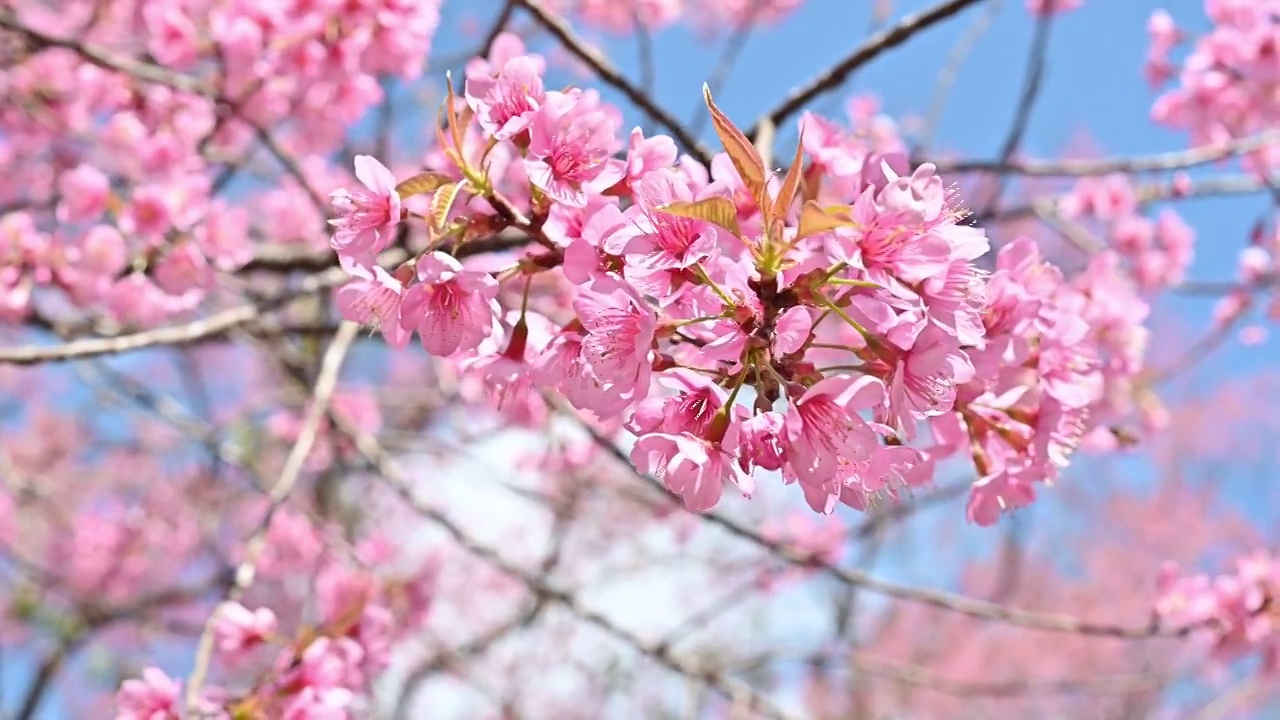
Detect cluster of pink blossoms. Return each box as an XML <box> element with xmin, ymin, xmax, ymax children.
<box><xmin>116</xmin><ymin>514</ymin><xmax>437</xmax><ymax>719</ymax></box>
<box><xmin>326</xmin><ymin>34</ymin><xmax>1123</xmax><ymax>526</ymax></box>
<box><xmin>1059</xmin><ymin>173</ymin><xmax>1196</xmax><ymax>293</ymax></box>
<box><xmin>1157</xmin><ymin>551</ymin><xmax>1280</xmax><ymax>677</ymax></box>
<box><xmin>1148</xmin><ymin>0</ymin><xmax>1280</xmax><ymax>172</ymax></box>
<box><xmin>0</xmin><ymin>0</ymin><xmax>439</xmax><ymax>329</ymax></box>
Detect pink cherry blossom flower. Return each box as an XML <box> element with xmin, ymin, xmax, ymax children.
<box><xmin>115</xmin><ymin>667</ymin><xmax>181</xmax><ymax>720</ymax></box>
<box><xmin>574</xmin><ymin>279</ymin><xmax>656</xmax><ymax>395</ymax></box>
<box><xmin>143</xmin><ymin>3</ymin><xmax>200</xmax><ymax>68</ymax></box>
<box><xmin>560</xmin><ymin>201</ymin><xmax>639</xmax><ymax>285</ymax></box>
<box><xmin>783</xmin><ymin>375</ymin><xmax>885</xmax><ymax>513</ymax></box>
<box><xmin>336</xmin><ymin>264</ymin><xmax>413</xmax><ymax>349</ymax></box>
<box><xmin>398</xmin><ymin>252</ymin><xmax>500</xmax><ymax>357</ymax></box>
<box><xmin>738</xmin><ymin>410</ymin><xmax>786</xmax><ymax>473</ymax></box>
<box><xmin>466</xmin><ymin>55</ymin><xmax>547</xmax><ymax>141</ymax></box>
<box><xmin>885</xmin><ymin>325</ymin><xmax>973</xmax><ymax>437</ymax></box>
<box><xmin>213</xmin><ymin>602</ymin><xmax>277</xmax><ymax>659</ymax></box>
<box><xmin>56</xmin><ymin>163</ymin><xmax>110</xmax><ymax>224</ymax></box>
<box><xmin>524</xmin><ymin>90</ymin><xmax>625</xmax><ymax>207</ymax></box>
<box><xmin>329</xmin><ymin>155</ymin><xmax>403</xmax><ymax>258</ymax></box>
<box><xmin>624</xmin><ymin>168</ymin><xmax>719</xmax><ymax>273</ymax></box>
<box><xmin>967</xmin><ymin>465</ymin><xmax>1038</xmax><ymax>526</ymax></box>
<box><xmin>622</xmin><ymin>126</ymin><xmax>678</xmax><ymax>190</ymax></box>
<box><xmin>632</xmin><ymin>429</ymin><xmax>749</xmax><ymax>512</ymax></box>
<box><xmin>282</xmin><ymin>687</ymin><xmax>356</xmax><ymax>720</ymax></box>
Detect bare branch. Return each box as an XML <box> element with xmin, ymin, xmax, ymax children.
<box><xmin>747</xmin><ymin>0</ymin><xmax>988</xmax><ymax>140</ymax></box>
<box><xmin>183</xmin><ymin>322</ymin><xmax>360</xmax><ymax>712</ymax></box>
<box><xmin>566</xmin><ymin>413</ymin><xmax>1203</xmax><ymax>640</ymax></box>
<box><xmin>934</xmin><ymin>129</ymin><xmax>1280</xmax><ymax>177</ymax></box>
<box><xmin>332</xmin><ymin>418</ymin><xmax>805</xmax><ymax>720</ymax></box>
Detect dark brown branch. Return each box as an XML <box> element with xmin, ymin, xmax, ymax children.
<box><xmin>747</xmin><ymin>0</ymin><xmax>988</xmax><ymax>141</ymax></box>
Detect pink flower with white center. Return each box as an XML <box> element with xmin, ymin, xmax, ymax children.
<box><xmin>329</xmin><ymin>155</ymin><xmax>402</xmax><ymax>258</ymax></box>
<box><xmin>842</xmin><ymin>191</ymin><xmax>952</xmax><ymax>286</ymax></box>
<box><xmin>574</xmin><ymin>279</ymin><xmax>656</xmax><ymax>395</ymax></box>
<box><xmin>336</xmin><ymin>263</ymin><xmax>413</xmax><ymax>349</ymax></box>
<box><xmin>399</xmin><ymin>252</ymin><xmax>500</xmax><ymax>357</ymax></box>
<box><xmin>115</xmin><ymin>667</ymin><xmax>181</xmax><ymax>720</ymax></box>
<box><xmin>465</xmin><ymin>55</ymin><xmax>546</xmax><ymax>141</ymax></box>
<box><xmin>56</xmin><ymin>163</ymin><xmax>110</xmax><ymax>224</ymax></box>
<box><xmin>213</xmin><ymin>602</ymin><xmax>277</xmax><ymax>660</ymax></box>
<box><xmin>624</xmin><ymin>168</ymin><xmax>719</xmax><ymax>272</ymax></box>
<box><xmin>525</xmin><ymin>90</ymin><xmax>625</xmax><ymax>207</ymax></box>
<box><xmin>888</xmin><ymin>325</ymin><xmax>974</xmax><ymax>432</ymax></box>
<box><xmin>783</xmin><ymin>375</ymin><xmax>884</xmax><ymax>513</ymax></box>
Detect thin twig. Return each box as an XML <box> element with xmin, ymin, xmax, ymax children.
<box><xmin>746</xmin><ymin>0</ymin><xmax>987</xmax><ymax>141</ymax></box>
<box><xmin>689</xmin><ymin>3</ymin><xmax>763</xmax><ymax>139</ymax></box>
<box><xmin>847</xmin><ymin>653</ymin><xmax>1170</xmax><ymax>697</ymax></box>
<box><xmin>915</xmin><ymin>0</ymin><xmax>1005</xmax><ymax>153</ymax></box>
<box><xmin>332</xmin><ymin>419</ymin><xmax>805</xmax><ymax>720</ymax></box>
<box><xmin>0</xmin><ymin>257</ymin><xmax>362</xmax><ymax>366</ymax></box>
<box><xmin>935</xmin><ymin>129</ymin><xmax>1280</xmax><ymax>177</ymax></box>
<box><xmin>567</xmin><ymin>415</ymin><xmax>1202</xmax><ymax>640</ymax></box>
<box><xmin>973</xmin><ymin>9</ymin><xmax>1055</xmax><ymax>218</ymax></box>
<box><xmin>183</xmin><ymin>322</ymin><xmax>359</xmax><ymax>713</ymax></box>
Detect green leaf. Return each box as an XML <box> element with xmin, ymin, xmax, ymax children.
<box><xmin>395</xmin><ymin>171</ymin><xmax>453</xmax><ymax>199</ymax></box>
<box><xmin>658</xmin><ymin>197</ymin><xmax>742</xmax><ymax>238</ymax></box>
<box><xmin>429</xmin><ymin>181</ymin><xmax>467</xmax><ymax>232</ymax></box>
<box><xmin>793</xmin><ymin>201</ymin><xmax>859</xmax><ymax>242</ymax></box>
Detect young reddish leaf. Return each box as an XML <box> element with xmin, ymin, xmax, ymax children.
<box><xmin>395</xmin><ymin>171</ymin><xmax>454</xmax><ymax>199</ymax></box>
<box><xmin>702</xmin><ymin>84</ymin><xmax>768</xmax><ymax>212</ymax></box>
<box><xmin>801</xmin><ymin>164</ymin><xmax>823</xmax><ymax>204</ymax></box>
<box><xmin>435</xmin><ymin>104</ymin><xmax>464</xmax><ymax>172</ymax></box>
<box><xmin>771</xmin><ymin>131</ymin><xmax>807</xmax><ymax>224</ymax></box>
<box><xmin>793</xmin><ymin>201</ymin><xmax>859</xmax><ymax>242</ymax></box>
<box><xmin>430</xmin><ymin>181</ymin><xmax>467</xmax><ymax>232</ymax></box>
<box><xmin>658</xmin><ymin>197</ymin><xmax>742</xmax><ymax>238</ymax></box>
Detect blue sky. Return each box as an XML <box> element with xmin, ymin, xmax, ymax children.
<box><xmin>9</xmin><ymin>1</ymin><xmax>1280</xmax><ymax>717</ymax></box>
